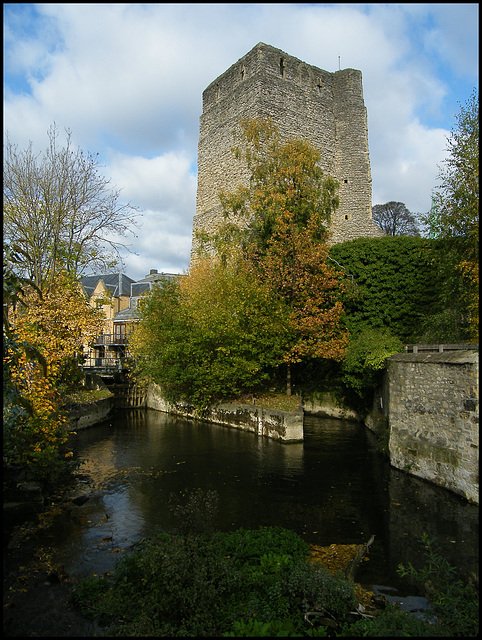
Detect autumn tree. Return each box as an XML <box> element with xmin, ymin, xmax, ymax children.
<box><xmin>3</xmin><ymin>269</ymin><xmax>105</xmax><ymax>481</ymax></box>
<box><xmin>4</xmin><ymin>123</ymin><xmax>140</xmax><ymax>288</ymax></box>
<box><xmin>130</xmin><ymin>253</ymin><xmax>289</xmax><ymax>408</ymax></box>
<box><xmin>133</xmin><ymin>119</ymin><xmax>347</xmax><ymax>406</ymax></box>
<box><xmin>11</xmin><ymin>269</ymin><xmax>105</xmax><ymax>388</ymax></box>
<box><xmin>372</xmin><ymin>201</ymin><xmax>420</xmax><ymax>236</ymax></box>
<box><xmin>216</xmin><ymin>118</ymin><xmax>348</xmax><ymax>395</ymax></box>
<box><xmin>425</xmin><ymin>90</ymin><xmax>479</xmax><ymax>340</ymax></box>
<box><xmin>214</xmin><ymin>118</ymin><xmax>338</xmax><ymax>254</ymax></box>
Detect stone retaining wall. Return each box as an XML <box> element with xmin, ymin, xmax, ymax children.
<box><xmin>64</xmin><ymin>396</ymin><xmax>114</xmax><ymax>431</ymax></box>
<box><xmin>301</xmin><ymin>390</ymin><xmax>360</xmax><ymax>421</ymax></box>
<box><xmin>147</xmin><ymin>382</ymin><xmax>303</xmax><ymax>442</ymax></box>
<box><xmin>387</xmin><ymin>350</ymin><xmax>478</xmax><ymax>504</ymax></box>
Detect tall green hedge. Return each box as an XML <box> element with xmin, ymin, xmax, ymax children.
<box><xmin>329</xmin><ymin>236</ymin><xmax>443</xmax><ymax>342</ymax></box>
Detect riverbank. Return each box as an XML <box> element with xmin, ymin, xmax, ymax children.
<box><xmin>3</xmin><ymin>469</ymin><xmax>378</xmax><ymax>637</ymax></box>
<box><xmin>3</xmin><ymin>473</ymin><xmax>104</xmax><ymax>636</ymax></box>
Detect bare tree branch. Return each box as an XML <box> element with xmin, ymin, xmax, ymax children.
<box><xmin>4</xmin><ymin>123</ymin><xmax>141</xmax><ymax>287</ymax></box>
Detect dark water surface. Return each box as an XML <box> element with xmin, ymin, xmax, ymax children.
<box><xmin>48</xmin><ymin>409</ymin><xmax>477</xmax><ymax>595</ymax></box>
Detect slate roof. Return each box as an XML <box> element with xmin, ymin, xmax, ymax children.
<box><xmin>131</xmin><ymin>271</ymin><xmax>179</xmax><ymax>297</ymax></box>
<box><xmin>113</xmin><ymin>306</ymin><xmax>141</xmax><ymax>322</ymax></box>
<box><xmin>81</xmin><ymin>273</ymin><xmax>135</xmax><ymax>298</ymax></box>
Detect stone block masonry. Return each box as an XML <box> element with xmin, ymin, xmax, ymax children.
<box><xmin>147</xmin><ymin>382</ymin><xmax>304</xmax><ymax>442</ymax></box>
<box><xmin>192</xmin><ymin>42</ymin><xmax>383</xmax><ymax>258</ymax></box>
<box><xmin>387</xmin><ymin>351</ymin><xmax>479</xmax><ymax>504</ymax></box>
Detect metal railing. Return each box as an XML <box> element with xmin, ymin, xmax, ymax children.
<box><xmin>92</xmin><ymin>334</ymin><xmax>129</xmax><ymax>346</ymax></box>
<box><xmin>404</xmin><ymin>343</ymin><xmax>478</xmax><ymax>353</ymax></box>
<box><xmin>82</xmin><ymin>355</ymin><xmax>129</xmax><ymax>371</ymax></box>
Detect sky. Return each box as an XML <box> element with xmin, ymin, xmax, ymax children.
<box><xmin>3</xmin><ymin>3</ymin><xmax>479</xmax><ymax>282</ymax></box>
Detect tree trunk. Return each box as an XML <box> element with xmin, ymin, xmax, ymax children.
<box><xmin>344</xmin><ymin>535</ymin><xmax>375</xmax><ymax>582</ymax></box>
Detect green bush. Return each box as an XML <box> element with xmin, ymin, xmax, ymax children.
<box><xmin>339</xmin><ymin>326</ymin><xmax>403</xmax><ymax>414</ymax></box>
<box><xmin>72</xmin><ymin>525</ymin><xmax>356</xmax><ymax>637</ymax></box>
<box><xmin>397</xmin><ymin>533</ymin><xmax>479</xmax><ymax>637</ymax></box>
<box><xmin>339</xmin><ymin>605</ymin><xmax>441</xmax><ymax>637</ymax></box>
<box><xmin>72</xmin><ymin>519</ymin><xmax>477</xmax><ymax>637</ymax></box>
<box><xmin>329</xmin><ymin>237</ymin><xmax>444</xmax><ymax>342</ymax></box>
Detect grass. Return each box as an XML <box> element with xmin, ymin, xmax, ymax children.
<box><xmin>235</xmin><ymin>392</ymin><xmax>302</xmax><ymax>412</ymax></box>
<box><xmin>62</xmin><ymin>387</ymin><xmax>113</xmax><ymax>404</ymax></box>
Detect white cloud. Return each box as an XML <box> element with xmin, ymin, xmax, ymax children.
<box><xmin>107</xmin><ymin>151</ymin><xmax>196</xmax><ymax>226</ymax></box>
<box><xmin>3</xmin><ymin>3</ymin><xmax>478</xmax><ymax>280</ymax></box>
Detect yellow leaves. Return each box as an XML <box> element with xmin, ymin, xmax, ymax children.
<box><xmin>12</xmin><ymin>270</ymin><xmax>104</xmax><ymax>378</ymax></box>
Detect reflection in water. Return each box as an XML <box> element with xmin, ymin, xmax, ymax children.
<box><xmin>50</xmin><ymin>409</ymin><xmax>478</xmax><ymax>592</ymax></box>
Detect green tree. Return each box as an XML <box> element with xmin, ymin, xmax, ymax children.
<box><xmin>341</xmin><ymin>326</ymin><xmax>403</xmax><ymax>413</ymax></box>
<box><xmin>216</xmin><ymin>118</ymin><xmax>347</xmax><ymax>395</ymax></box>
<box><xmin>4</xmin><ymin>123</ymin><xmax>140</xmax><ymax>288</ymax></box>
<box><xmin>428</xmin><ymin>90</ymin><xmax>478</xmax><ymax>252</ymax></box>
<box><xmin>426</xmin><ymin>90</ymin><xmax>478</xmax><ymax>340</ymax></box>
<box><xmin>131</xmin><ymin>254</ymin><xmax>289</xmax><ymax>408</ymax></box>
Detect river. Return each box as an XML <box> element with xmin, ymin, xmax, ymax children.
<box><xmin>42</xmin><ymin>408</ymin><xmax>478</xmax><ymax>598</ymax></box>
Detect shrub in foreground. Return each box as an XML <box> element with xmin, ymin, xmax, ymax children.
<box><xmin>72</xmin><ymin>523</ymin><xmax>478</xmax><ymax>637</ymax></box>
<box><xmin>72</xmin><ymin>526</ymin><xmax>356</xmax><ymax>636</ymax></box>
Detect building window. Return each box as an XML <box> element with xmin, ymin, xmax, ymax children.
<box><xmin>344</xmin><ymin>179</ymin><xmax>348</xmax><ymax>184</ymax></box>
<box><xmin>114</xmin><ymin>323</ymin><xmax>126</xmax><ymax>343</ymax></box>
<box><xmin>216</xmin><ymin>84</ymin><xmax>220</xmax><ymax>101</ymax></box>
<box><xmin>280</xmin><ymin>57</ymin><xmax>285</xmax><ymax>77</ymax></box>
<box><xmin>240</xmin><ymin>65</ymin><xmax>246</xmax><ymax>80</ymax></box>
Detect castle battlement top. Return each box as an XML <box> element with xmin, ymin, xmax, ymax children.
<box><xmin>192</xmin><ymin>43</ymin><xmax>383</xmax><ymax>258</ymax></box>
<box><xmin>202</xmin><ymin>43</ymin><xmax>361</xmax><ymax>110</ymax></box>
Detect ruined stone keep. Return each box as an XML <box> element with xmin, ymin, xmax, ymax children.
<box><xmin>192</xmin><ymin>42</ymin><xmax>383</xmax><ymax>257</ymax></box>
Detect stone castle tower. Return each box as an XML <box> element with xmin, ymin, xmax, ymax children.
<box><xmin>192</xmin><ymin>42</ymin><xmax>383</xmax><ymax>257</ymax></box>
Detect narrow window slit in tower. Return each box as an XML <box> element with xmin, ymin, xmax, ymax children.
<box><xmin>216</xmin><ymin>84</ymin><xmax>220</xmax><ymax>101</ymax></box>
<box><xmin>280</xmin><ymin>58</ymin><xmax>285</xmax><ymax>77</ymax></box>
<box><xmin>241</xmin><ymin>65</ymin><xmax>246</xmax><ymax>81</ymax></box>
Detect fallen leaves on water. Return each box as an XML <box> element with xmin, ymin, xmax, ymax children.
<box><xmin>309</xmin><ymin>542</ymin><xmax>368</xmax><ymax>575</ymax></box>
<box><xmin>309</xmin><ymin>543</ymin><xmax>376</xmax><ymax>611</ymax></box>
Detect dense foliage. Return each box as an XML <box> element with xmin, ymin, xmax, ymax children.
<box><xmin>133</xmin><ymin>119</ymin><xmax>348</xmax><ymax>405</ymax></box>
<box><xmin>340</xmin><ymin>327</ymin><xmax>403</xmax><ymax>410</ymax></box>
<box><xmin>72</xmin><ymin>523</ymin><xmax>357</xmax><ymax>636</ymax></box>
<box><xmin>72</xmin><ymin>500</ymin><xmax>478</xmax><ymax>638</ymax></box>
<box><xmin>328</xmin><ymin>236</ymin><xmax>445</xmax><ymax>342</ymax></box>
<box><xmin>130</xmin><ymin>256</ymin><xmax>290</xmax><ymax>408</ymax></box>
<box><xmin>3</xmin><ymin>267</ymin><xmax>104</xmax><ymax>482</ymax></box>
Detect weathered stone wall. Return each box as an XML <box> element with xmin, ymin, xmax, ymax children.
<box><xmin>147</xmin><ymin>382</ymin><xmax>303</xmax><ymax>442</ymax></box>
<box><xmin>64</xmin><ymin>396</ymin><xmax>114</xmax><ymax>431</ymax></box>
<box><xmin>387</xmin><ymin>351</ymin><xmax>479</xmax><ymax>503</ymax></box>
<box><xmin>192</xmin><ymin>42</ymin><xmax>383</xmax><ymax>257</ymax></box>
<box><xmin>301</xmin><ymin>390</ymin><xmax>360</xmax><ymax>421</ymax></box>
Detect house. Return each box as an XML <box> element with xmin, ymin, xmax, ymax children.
<box><xmin>81</xmin><ymin>272</ymin><xmax>135</xmax><ymax>369</ymax></box>
<box><xmin>81</xmin><ymin>270</ymin><xmax>180</xmax><ymax>371</ymax></box>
